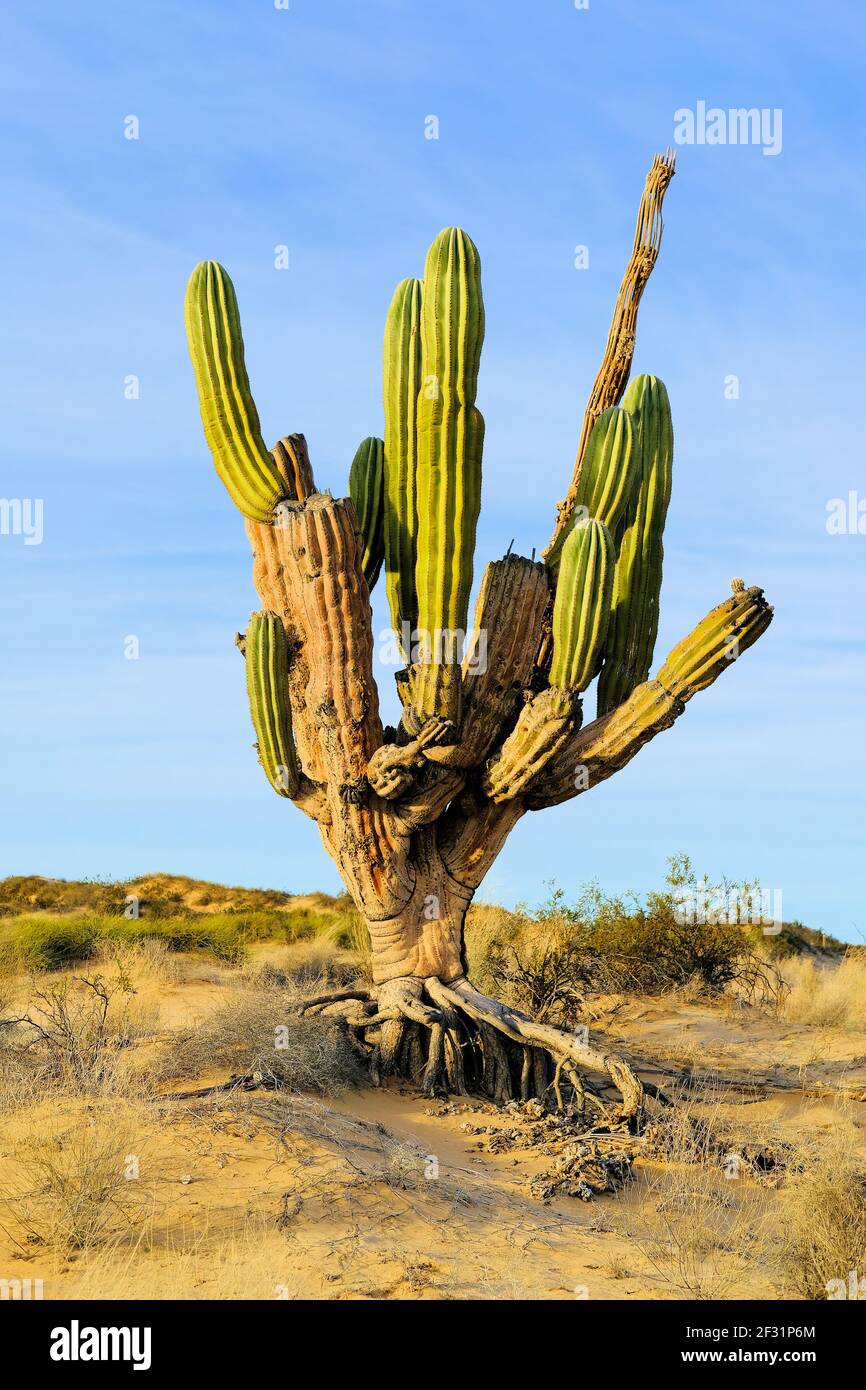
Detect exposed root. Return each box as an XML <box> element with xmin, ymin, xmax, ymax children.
<box><xmin>300</xmin><ymin>973</ymin><xmax>662</xmax><ymax>1132</ymax></box>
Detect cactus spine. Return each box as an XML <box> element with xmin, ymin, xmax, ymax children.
<box><xmin>547</xmin><ymin>407</ymin><xmax>637</xmax><ymax>571</ymax></box>
<box><xmin>348</xmin><ymin>436</ymin><xmax>385</xmax><ymax>589</ymax></box>
<box><xmin>413</xmin><ymin>228</ymin><xmax>485</xmax><ymax>723</ymax></box>
<box><xmin>184</xmin><ymin>262</ymin><xmax>285</xmax><ymax>522</ymax></box>
<box><xmin>597</xmin><ymin>374</ymin><xmax>673</xmax><ymax>715</ymax></box>
<box><xmin>383</xmin><ymin>278</ymin><xmax>422</xmax><ymax>651</ymax></box>
<box><xmin>550</xmin><ymin>518</ymin><xmax>615</xmax><ymax>691</ymax></box>
<box><xmin>244</xmin><ymin>612</ymin><xmax>298</xmax><ymax>797</ymax></box>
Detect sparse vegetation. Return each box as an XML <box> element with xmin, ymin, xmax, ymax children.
<box><xmin>777</xmin><ymin>953</ymin><xmax>866</xmax><ymax>1031</ymax></box>
<box><xmin>0</xmin><ymin>876</ymin><xmax>355</xmax><ymax>975</ymax></box>
<box><xmin>0</xmin><ymin>1099</ymin><xmax>157</xmax><ymax>1255</ymax></box>
<box><xmin>466</xmin><ymin>858</ymin><xmax>792</xmax><ymax>1018</ymax></box>
<box><xmin>777</xmin><ymin>1138</ymin><xmax>866</xmax><ymax>1299</ymax></box>
<box><xmin>0</xmin><ymin>868</ymin><xmax>862</xmax><ymax>1302</ymax></box>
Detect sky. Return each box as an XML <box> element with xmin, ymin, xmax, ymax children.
<box><xmin>1</xmin><ymin>0</ymin><xmax>864</xmax><ymax>938</ymax></box>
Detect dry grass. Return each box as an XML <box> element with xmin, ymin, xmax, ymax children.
<box><xmin>0</xmin><ymin>1099</ymin><xmax>158</xmax><ymax>1255</ymax></box>
<box><xmin>0</xmin><ymin>970</ymin><xmax>159</xmax><ymax>1110</ymax></box>
<box><xmin>54</xmin><ymin>1216</ymin><xmax>294</xmax><ymax>1300</ymax></box>
<box><xmin>159</xmin><ymin>977</ymin><xmax>364</xmax><ymax>1094</ymax></box>
<box><xmin>777</xmin><ymin>953</ymin><xmax>866</xmax><ymax>1031</ymax></box>
<box><xmin>776</xmin><ymin>1134</ymin><xmax>866</xmax><ymax>1299</ymax></box>
<box><xmin>621</xmin><ymin>1082</ymin><xmax>774</xmax><ymax>1299</ymax></box>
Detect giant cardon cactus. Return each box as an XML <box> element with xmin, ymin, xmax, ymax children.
<box><xmin>184</xmin><ymin>151</ymin><xmax>773</xmax><ymax>1122</ymax></box>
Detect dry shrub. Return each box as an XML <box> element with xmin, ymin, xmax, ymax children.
<box><xmin>777</xmin><ymin>953</ymin><xmax>866</xmax><ymax>1031</ymax></box>
<box><xmin>56</xmin><ymin>1216</ymin><xmax>288</xmax><ymax>1300</ymax></box>
<box><xmin>466</xmin><ymin>865</ymin><xmax>779</xmax><ymax>1023</ymax></box>
<box><xmin>161</xmin><ymin>981</ymin><xmax>364</xmax><ymax>1094</ymax></box>
<box><xmin>622</xmin><ymin>1081</ymin><xmax>772</xmax><ymax>1299</ymax></box>
<box><xmin>0</xmin><ymin>1100</ymin><xmax>156</xmax><ymax>1254</ymax></box>
<box><xmin>94</xmin><ymin>937</ymin><xmax>183</xmax><ymax>986</ymax></box>
<box><xmin>777</xmin><ymin>1137</ymin><xmax>866</xmax><ymax>1299</ymax></box>
<box><xmin>0</xmin><ymin>971</ymin><xmax>158</xmax><ymax>1102</ymax></box>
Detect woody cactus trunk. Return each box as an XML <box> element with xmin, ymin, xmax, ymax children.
<box><xmin>184</xmin><ymin>152</ymin><xmax>772</xmax><ymax>1125</ymax></box>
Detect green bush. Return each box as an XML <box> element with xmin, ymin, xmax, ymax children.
<box><xmin>0</xmin><ymin>915</ymin><xmax>99</xmax><ymax>973</ymax></box>
<box><xmin>466</xmin><ymin>857</ymin><xmax>783</xmax><ymax>1020</ymax></box>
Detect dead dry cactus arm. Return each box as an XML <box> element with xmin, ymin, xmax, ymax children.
<box><xmin>545</xmin><ymin>149</ymin><xmax>676</xmax><ymax>562</ymax></box>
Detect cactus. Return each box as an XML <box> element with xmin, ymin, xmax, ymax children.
<box><xmin>657</xmin><ymin>581</ymin><xmax>772</xmax><ymax>702</ymax></box>
<box><xmin>348</xmin><ymin>437</ymin><xmax>385</xmax><ymax>588</ymax></box>
<box><xmin>547</xmin><ymin>407</ymin><xmax>637</xmax><ymax>571</ymax></box>
<box><xmin>482</xmin><ymin>686</ymin><xmax>581</xmax><ymax>802</ymax></box>
<box><xmin>272</xmin><ymin>434</ymin><xmax>315</xmax><ymax>502</ymax></box>
<box><xmin>383</xmin><ymin>278</ymin><xmax>422</xmax><ymax>650</ymax></box>
<box><xmin>597</xmin><ymin>374</ymin><xmax>673</xmax><ymax>715</ymax></box>
<box><xmin>413</xmin><ymin>229</ymin><xmax>485</xmax><ymax>723</ymax></box>
<box><xmin>185</xmin><ymin>153</ymin><xmax>774</xmax><ymax>1114</ymax></box>
<box><xmin>550</xmin><ymin>518</ymin><xmax>615</xmax><ymax>691</ymax></box>
<box><xmin>184</xmin><ymin>261</ymin><xmax>285</xmax><ymax>522</ymax></box>
<box><xmin>244</xmin><ymin>611</ymin><xmax>298</xmax><ymax>797</ymax></box>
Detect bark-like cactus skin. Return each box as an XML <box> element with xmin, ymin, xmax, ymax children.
<box><xmin>383</xmin><ymin>278</ymin><xmax>422</xmax><ymax>650</ymax></box>
<box><xmin>550</xmin><ymin>518</ymin><xmax>615</xmax><ymax>691</ymax></box>
<box><xmin>245</xmin><ymin>611</ymin><xmax>299</xmax><ymax>797</ymax></box>
<box><xmin>413</xmin><ymin>229</ymin><xmax>485</xmax><ymax>723</ymax></box>
<box><xmin>348</xmin><ymin>436</ymin><xmax>385</xmax><ymax>589</ymax></box>
<box><xmin>272</xmin><ymin>434</ymin><xmax>315</xmax><ymax>502</ymax></box>
<box><xmin>184</xmin><ymin>261</ymin><xmax>285</xmax><ymax>522</ymax></box>
<box><xmin>597</xmin><ymin>374</ymin><xmax>673</xmax><ymax>715</ymax></box>
<box><xmin>547</xmin><ymin>407</ymin><xmax>637</xmax><ymax>571</ymax></box>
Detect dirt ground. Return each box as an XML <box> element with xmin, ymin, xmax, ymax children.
<box><xmin>1</xmin><ymin>941</ymin><xmax>864</xmax><ymax>1301</ymax></box>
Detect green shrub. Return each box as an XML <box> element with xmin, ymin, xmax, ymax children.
<box><xmin>0</xmin><ymin>915</ymin><xmax>99</xmax><ymax>973</ymax></box>
<box><xmin>466</xmin><ymin>858</ymin><xmax>782</xmax><ymax>1020</ymax></box>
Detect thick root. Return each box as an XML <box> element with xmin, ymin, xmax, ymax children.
<box><xmin>309</xmin><ymin>973</ymin><xmax>656</xmax><ymax>1130</ymax></box>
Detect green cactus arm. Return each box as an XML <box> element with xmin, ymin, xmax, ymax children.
<box><xmin>184</xmin><ymin>261</ymin><xmax>286</xmax><ymax>522</ymax></box>
<box><xmin>546</xmin><ymin>406</ymin><xmax>637</xmax><ymax>573</ymax></box>
<box><xmin>597</xmin><ymin>374</ymin><xmax>673</xmax><ymax>715</ymax></box>
<box><xmin>244</xmin><ymin>611</ymin><xmax>300</xmax><ymax>798</ymax></box>
<box><xmin>412</xmin><ymin>228</ymin><xmax>485</xmax><ymax>725</ymax></box>
<box><xmin>550</xmin><ymin>518</ymin><xmax>615</xmax><ymax>691</ymax></box>
<box><xmin>348</xmin><ymin>436</ymin><xmax>385</xmax><ymax>589</ymax></box>
<box><xmin>383</xmin><ymin>278</ymin><xmax>423</xmax><ymax>648</ymax></box>
<box><xmin>480</xmin><ymin>686</ymin><xmax>581</xmax><ymax>803</ymax></box>
<box><xmin>655</xmin><ymin>579</ymin><xmax>771</xmax><ymax>701</ymax></box>
<box><xmin>525</xmin><ymin>580</ymin><xmax>773</xmax><ymax>809</ymax></box>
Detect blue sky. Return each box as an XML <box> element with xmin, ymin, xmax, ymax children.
<box><xmin>1</xmin><ymin>1</ymin><xmax>864</xmax><ymax>938</ymax></box>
